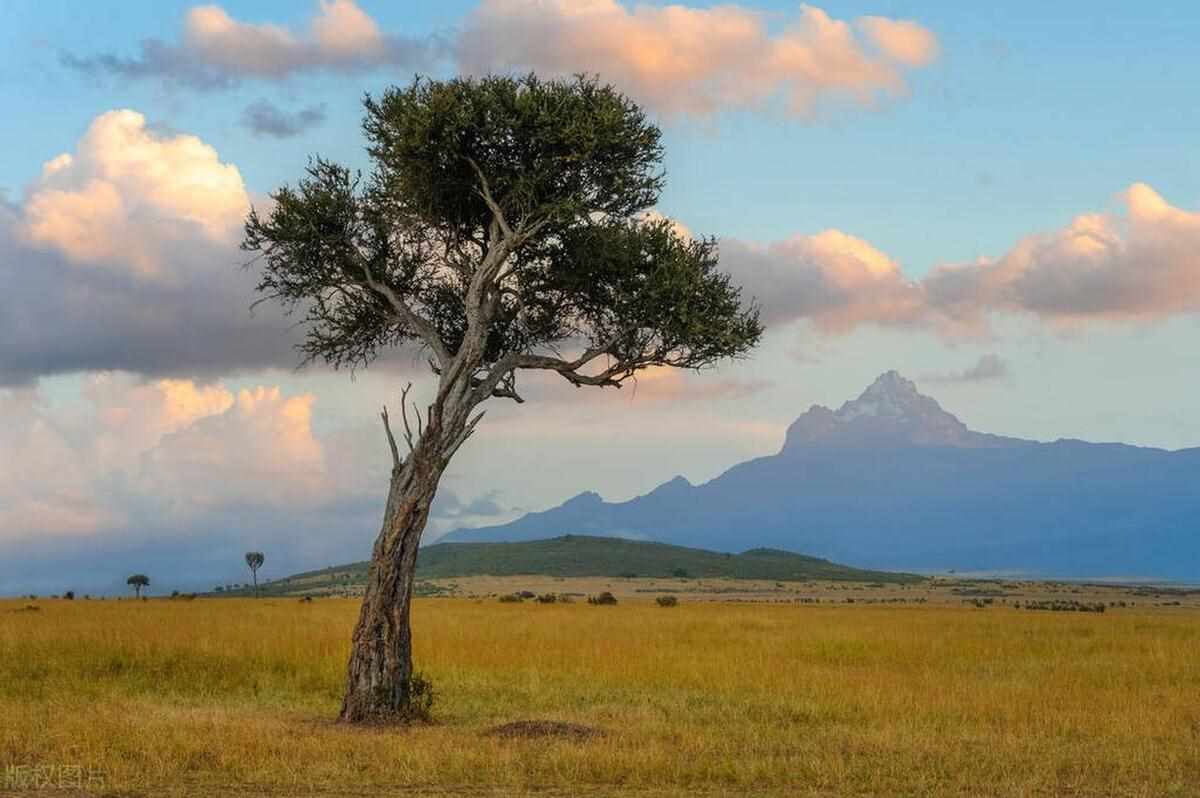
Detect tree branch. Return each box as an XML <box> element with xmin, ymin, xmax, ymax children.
<box><xmin>465</xmin><ymin>157</ymin><xmax>513</xmax><ymax>240</ymax></box>
<box><xmin>356</xmin><ymin>259</ymin><xmax>450</xmax><ymax>368</ymax></box>
<box><xmin>398</xmin><ymin>383</ymin><xmax>417</xmax><ymax>453</ymax></box>
<box><xmin>380</xmin><ymin>405</ymin><xmax>401</xmax><ymax>470</ymax></box>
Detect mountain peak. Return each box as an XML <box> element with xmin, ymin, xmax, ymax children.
<box><xmin>782</xmin><ymin>371</ymin><xmax>1017</xmax><ymax>451</ymax></box>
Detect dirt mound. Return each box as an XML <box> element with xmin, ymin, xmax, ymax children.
<box><xmin>486</xmin><ymin>720</ymin><xmax>604</xmax><ymax>741</ymax></box>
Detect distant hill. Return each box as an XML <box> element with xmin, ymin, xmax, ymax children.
<box><xmin>230</xmin><ymin>535</ymin><xmax>920</xmax><ymax>596</ymax></box>
<box><xmin>414</xmin><ymin>535</ymin><xmax>919</xmax><ymax>582</ymax></box>
<box><xmin>444</xmin><ymin>371</ymin><xmax>1200</xmax><ymax>581</ymax></box>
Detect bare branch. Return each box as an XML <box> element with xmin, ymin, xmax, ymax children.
<box><xmin>443</xmin><ymin>409</ymin><xmax>486</xmax><ymax>461</ymax></box>
<box><xmin>380</xmin><ymin>405</ymin><xmax>401</xmax><ymax>470</ymax></box>
<box><xmin>399</xmin><ymin>383</ymin><xmax>417</xmax><ymax>453</ymax></box>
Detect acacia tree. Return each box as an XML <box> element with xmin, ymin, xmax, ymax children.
<box><xmin>127</xmin><ymin>574</ymin><xmax>149</xmax><ymax>599</ymax></box>
<box><xmin>243</xmin><ymin>74</ymin><xmax>762</xmax><ymax>723</ymax></box>
<box><xmin>245</xmin><ymin>552</ymin><xmax>265</xmax><ymax>598</ymax></box>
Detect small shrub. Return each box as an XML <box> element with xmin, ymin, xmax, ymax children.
<box><xmin>588</xmin><ymin>591</ymin><xmax>618</xmax><ymax>606</ymax></box>
<box><xmin>498</xmin><ymin>593</ymin><xmax>524</xmax><ymax>603</ymax></box>
<box><xmin>63</xmin><ymin>591</ymin><xmax>75</xmax><ymax>600</ymax></box>
<box><xmin>536</xmin><ymin>593</ymin><xmax>558</xmax><ymax>604</ymax></box>
<box><xmin>672</xmin><ymin>568</ymin><xmax>690</xmax><ymax>578</ymax></box>
<box><xmin>518</xmin><ymin>591</ymin><xmax>536</xmax><ymax>600</ymax></box>
<box><xmin>401</xmin><ymin>673</ymin><xmax>436</xmax><ymax>723</ymax></box>
<box><xmin>656</xmin><ymin>595</ymin><xmax>679</xmax><ymax>607</ymax></box>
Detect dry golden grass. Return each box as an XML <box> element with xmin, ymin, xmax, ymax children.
<box><xmin>2</xmin><ymin>596</ymin><xmax>1199</xmax><ymax>797</ymax></box>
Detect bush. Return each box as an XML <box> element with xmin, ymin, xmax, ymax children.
<box><xmin>518</xmin><ymin>591</ymin><xmax>536</xmax><ymax>600</ymax></box>
<box><xmin>63</xmin><ymin>591</ymin><xmax>75</xmax><ymax>600</ymax></box>
<box><xmin>656</xmin><ymin>595</ymin><xmax>679</xmax><ymax>607</ymax></box>
<box><xmin>588</xmin><ymin>591</ymin><xmax>618</xmax><ymax>606</ymax></box>
<box><xmin>536</xmin><ymin>593</ymin><xmax>558</xmax><ymax>604</ymax></box>
<box><xmin>498</xmin><ymin>593</ymin><xmax>524</xmax><ymax>603</ymax></box>
<box><xmin>672</xmin><ymin>568</ymin><xmax>690</xmax><ymax>578</ymax></box>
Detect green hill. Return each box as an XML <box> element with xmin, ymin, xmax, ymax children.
<box><xmin>234</xmin><ymin>536</ymin><xmax>921</xmax><ymax>597</ymax></box>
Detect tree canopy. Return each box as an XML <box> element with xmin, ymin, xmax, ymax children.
<box><xmin>244</xmin><ymin>74</ymin><xmax>762</xmax><ymax>413</ymax></box>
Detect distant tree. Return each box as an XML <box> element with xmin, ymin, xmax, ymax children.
<box><xmin>672</xmin><ymin>568</ymin><xmax>690</xmax><ymax>579</ymax></box>
<box><xmin>126</xmin><ymin>574</ymin><xmax>150</xmax><ymax>599</ymax></box>
<box><xmin>245</xmin><ymin>552</ymin><xmax>266</xmax><ymax>598</ymax></box>
<box><xmin>63</xmin><ymin>591</ymin><xmax>75</xmax><ymax>600</ymax></box>
<box><xmin>243</xmin><ymin>74</ymin><xmax>761</xmax><ymax>723</ymax></box>
<box><xmin>215</xmin><ymin>586</ymin><xmax>225</xmax><ymax>593</ymax></box>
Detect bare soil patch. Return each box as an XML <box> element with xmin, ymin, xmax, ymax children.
<box><xmin>486</xmin><ymin>720</ymin><xmax>605</xmax><ymax>741</ymax></box>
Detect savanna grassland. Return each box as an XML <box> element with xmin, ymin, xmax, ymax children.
<box><xmin>2</xmin><ymin>595</ymin><xmax>1199</xmax><ymax>797</ymax></box>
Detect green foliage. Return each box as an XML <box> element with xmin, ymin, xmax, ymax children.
<box><xmin>535</xmin><ymin>593</ymin><xmax>558</xmax><ymax>604</ymax></box>
<box><xmin>497</xmin><ymin>593</ymin><xmax>523</xmax><ymax>603</ymax></box>
<box><xmin>588</xmin><ymin>592</ymin><xmax>618</xmax><ymax>606</ymax></box>
<box><xmin>362</xmin><ymin>73</ymin><xmax>663</xmax><ymax>238</ymax></box>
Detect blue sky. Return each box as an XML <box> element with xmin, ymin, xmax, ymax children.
<box><xmin>5</xmin><ymin>0</ymin><xmax>1200</xmax><ymax>269</ymax></box>
<box><xmin>1</xmin><ymin>0</ymin><xmax>1199</xmax><ymax>594</ymax></box>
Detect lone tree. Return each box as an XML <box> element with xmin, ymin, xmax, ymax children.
<box><xmin>245</xmin><ymin>551</ymin><xmax>265</xmax><ymax>598</ymax></box>
<box><xmin>243</xmin><ymin>74</ymin><xmax>762</xmax><ymax>723</ymax></box>
<box><xmin>127</xmin><ymin>574</ymin><xmax>150</xmax><ymax>599</ymax></box>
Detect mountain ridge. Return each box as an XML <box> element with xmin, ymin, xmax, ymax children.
<box><xmin>445</xmin><ymin>372</ymin><xmax>1200</xmax><ymax>580</ymax></box>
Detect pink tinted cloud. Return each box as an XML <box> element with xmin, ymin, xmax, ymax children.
<box><xmin>62</xmin><ymin>1</ymin><xmax>436</xmax><ymax>89</ymax></box>
<box><xmin>458</xmin><ymin>1</ymin><xmax>940</xmax><ymax>117</ymax></box>
<box><xmin>724</xmin><ymin>183</ymin><xmax>1200</xmax><ymax>337</ymax></box>
<box><xmin>20</xmin><ymin>110</ymin><xmax>248</xmax><ymax>275</ymax></box>
<box><xmin>0</xmin><ymin>377</ymin><xmax>336</xmax><ymax>541</ymax></box>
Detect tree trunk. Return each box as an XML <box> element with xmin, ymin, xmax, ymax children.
<box><xmin>338</xmin><ymin>430</ymin><xmax>449</xmax><ymax>723</ymax></box>
<box><xmin>252</xmin><ymin>570</ymin><xmax>259</xmax><ymax>599</ymax></box>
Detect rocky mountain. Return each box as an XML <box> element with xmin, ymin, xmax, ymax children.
<box><xmin>444</xmin><ymin>372</ymin><xmax>1200</xmax><ymax>581</ymax></box>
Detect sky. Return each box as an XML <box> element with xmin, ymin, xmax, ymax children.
<box><xmin>1</xmin><ymin>0</ymin><xmax>1199</xmax><ymax>595</ymax></box>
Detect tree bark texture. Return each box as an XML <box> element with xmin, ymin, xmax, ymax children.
<box><xmin>338</xmin><ymin>418</ymin><xmax>450</xmax><ymax>723</ymax></box>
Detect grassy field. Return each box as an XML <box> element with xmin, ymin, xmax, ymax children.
<box><xmin>2</xmin><ymin>595</ymin><xmax>1199</xmax><ymax>797</ymax></box>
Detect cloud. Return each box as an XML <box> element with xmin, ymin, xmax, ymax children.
<box><xmin>19</xmin><ymin>110</ymin><xmax>247</xmax><ymax>275</ymax></box>
<box><xmin>62</xmin><ymin>0</ymin><xmax>437</xmax><ymax>89</ymax></box>
<box><xmin>241</xmin><ymin>100</ymin><xmax>327</xmax><ymax>138</ymax></box>
<box><xmin>925</xmin><ymin>354</ymin><xmax>1010</xmax><ymax>385</ymax></box>
<box><xmin>722</xmin><ymin>183</ymin><xmax>1200</xmax><ymax>337</ymax></box>
<box><xmin>0</xmin><ymin>376</ymin><xmax>331</xmax><ymax>542</ymax></box>
<box><xmin>721</xmin><ymin>229</ymin><xmax>924</xmax><ymax>331</ymax></box>
<box><xmin>60</xmin><ymin>1</ymin><xmax>938</xmax><ymax>118</ymax></box>
<box><xmin>457</xmin><ymin>1</ymin><xmax>939</xmax><ymax>117</ymax></box>
<box><xmin>0</xmin><ymin>110</ymin><xmax>300</xmax><ymax>385</ymax></box>
<box><xmin>922</xmin><ymin>183</ymin><xmax>1200</xmax><ymax>328</ymax></box>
